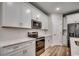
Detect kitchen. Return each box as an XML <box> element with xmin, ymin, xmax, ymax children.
<box><xmin>0</xmin><ymin>2</ymin><xmax>79</xmax><ymax>56</ymax></box>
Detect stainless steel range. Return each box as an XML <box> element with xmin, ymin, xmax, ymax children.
<box><xmin>36</xmin><ymin>37</ymin><xmax>45</xmax><ymax>56</ymax></box>
<box><xmin>28</xmin><ymin>32</ymin><xmax>45</xmax><ymax>56</ymax></box>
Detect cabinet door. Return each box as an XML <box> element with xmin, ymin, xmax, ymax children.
<box><xmin>31</xmin><ymin>5</ymin><xmax>41</xmax><ymax>21</ymax></box>
<box><xmin>0</xmin><ymin>40</ymin><xmax>35</xmax><ymax>56</ymax></box>
<box><xmin>21</xmin><ymin>3</ymin><xmax>32</xmax><ymax>28</ymax></box>
<box><xmin>45</xmin><ymin>36</ymin><xmax>52</xmax><ymax>50</ymax></box>
<box><xmin>23</xmin><ymin>41</ymin><xmax>35</xmax><ymax>56</ymax></box>
<box><xmin>41</xmin><ymin>14</ymin><xmax>48</xmax><ymax>30</ymax></box>
<box><xmin>29</xmin><ymin>3</ymin><xmax>48</xmax><ymax>30</ymax></box>
<box><xmin>44</xmin><ymin>16</ymin><xmax>48</xmax><ymax>29</ymax></box>
<box><xmin>2</xmin><ymin>2</ymin><xmax>22</xmax><ymax>27</ymax></box>
<box><xmin>12</xmin><ymin>40</ymin><xmax>35</xmax><ymax>56</ymax></box>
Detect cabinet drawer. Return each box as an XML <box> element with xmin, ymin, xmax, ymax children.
<box><xmin>3</xmin><ymin>41</ymin><xmax>35</xmax><ymax>56</ymax></box>
<box><xmin>0</xmin><ymin>40</ymin><xmax>35</xmax><ymax>55</ymax></box>
<box><xmin>7</xmin><ymin>46</ymin><xmax>28</xmax><ymax>56</ymax></box>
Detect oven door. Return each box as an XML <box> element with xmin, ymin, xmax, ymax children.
<box><xmin>36</xmin><ymin>39</ymin><xmax>45</xmax><ymax>56</ymax></box>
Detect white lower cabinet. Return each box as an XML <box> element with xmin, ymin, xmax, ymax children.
<box><xmin>23</xmin><ymin>42</ymin><xmax>35</xmax><ymax>56</ymax></box>
<box><xmin>45</xmin><ymin>36</ymin><xmax>52</xmax><ymax>50</ymax></box>
<box><xmin>0</xmin><ymin>40</ymin><xmax>35</xmax><ymax>56</ymax></box>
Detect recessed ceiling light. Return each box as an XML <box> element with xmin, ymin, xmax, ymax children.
<box><xmin>26</xmin><ymin>9</ymin><xmax>31</xmax><ymax>13</ymax></box>
<box><xmin>37</xmin><ymin>15</ymin><xmax>40</xmax><ymax>18</ymax></box>
<box><xmin>56</xmin><ymin>7</ymin><xmax>60</xmax><ymax>11</ymax></box>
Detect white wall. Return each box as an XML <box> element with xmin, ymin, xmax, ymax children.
<box><xmin>49</xmin><ymin>14</ymin><xmax>63</xmax><ymax>45</ymax></box>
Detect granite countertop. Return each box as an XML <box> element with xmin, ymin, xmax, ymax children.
<box><xmin>70</xmin><ymin>37</ymin><xmax>79</xmax><ymax>46</ymax></box>
<box><xmin>70</xmin><ymin>37</ymin><xmax>79</xmax><ymax>41</ymax></box>
<box><xmin>38</xmin><ymin>34</ymin><xmax>52</xmax><ymax>37</ymax></box>
<box><xmin>0</xmin><ymin>37</ymin><xmax>36</xmax><ymax>47</ymax></box>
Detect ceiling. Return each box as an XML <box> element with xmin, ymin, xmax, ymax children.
<box><xmin>31</xmin><ymin>2</ymin><xmax>79</xmax><ymax>15</ymax></box>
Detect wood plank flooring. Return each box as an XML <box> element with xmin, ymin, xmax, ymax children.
<box><xmin>40</xmin><ymin>45</ymin><xmax>70</xmax><ymax>56</ymax></box>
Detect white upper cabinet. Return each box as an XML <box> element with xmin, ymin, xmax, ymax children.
<box><xmin>2</xmin><ymin>2</ymin><xmax>22</xmax><ymax>27</ymax></box>
<box><xmin>30</xmin><ymin>4</ymin><xmax>48</xmax><ymax>30</ymax></box>
<box><xmin>1</xmin><ymin>2</ymin><xmax>48</xmax><ymax>29</ymax></box>
<box><xmin>21</xmin><ymin>3</ymin><xmax>32</xmax><ymax>28</ymax></box>
<box><xmin>66</xmin><ymin>13</ymin><xmax>79</xmax><ymax>24</ymax></box>
<box><xmin>41</xmin><ymin>14</ymin><xmax>48</xmax><ymax>30</ymax></box>
<box><xmin>31</xmin><ymin>5</ymin><xmax>41</xmax><ymax>21</ymax></box>
<box><xmin>2</xmin><ymin>2</ymin><xmax>32</xmax><ymax>28</ymax></box>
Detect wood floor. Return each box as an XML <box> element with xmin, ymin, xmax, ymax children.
<box><xmin>40</xmin><ymin>45</ymin><xmax>70</xmax><ymax>56</ymax></box>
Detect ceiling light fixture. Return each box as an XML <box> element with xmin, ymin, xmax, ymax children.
<box><xmin>56</xmin><ymin>7</ymin><xmax>60</xmax><ymax>11</ymax></box>
<box><xmin>37</xmin><ymin>15</ymin><xmax>40</xmax><ymax>18</ymax></box>
<box><xmin>26</xmin><ymin>9</ymin><xmax>31</xmax><ymax>13</ymax></box>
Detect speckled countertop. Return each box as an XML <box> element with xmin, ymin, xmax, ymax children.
<box><xmin>0</xmin><ymin>37</ymin><xmax>36</xmax><ymax>47</ymax></box>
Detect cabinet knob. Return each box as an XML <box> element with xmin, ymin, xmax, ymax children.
<box><xmin>54</xmin><ymin>34</ymin><xmax>56</xmax><ymax>36</ymax></box>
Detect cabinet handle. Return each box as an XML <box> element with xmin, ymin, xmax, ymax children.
<box><xmin>19</xmin><ymin>22</ymin><xmax>23</xmax><ymax>26</ymax></box>
<box><xmin>48</xmin><ymin>40</ymin><xmax>50</xmax><ymax>42</ymax></box>
<box><xmin>13</xmin><ymin>46</ymin><xmax>19</xmax><ymax>49</ymax></box>
<box><xmin>54</xmin><ymin>34</ymin><xmax>56</xmax><ymax>36</ymax></box>
<box><xmin>23</xmin><ymin>50</ymin><xmax>27</xmax><ymax>54</ymax></box>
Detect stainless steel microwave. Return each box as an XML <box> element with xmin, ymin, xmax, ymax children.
<box><xmin>31</xmin><ymin>19</ymin><xmax>42</xmax><ymax>29</ymax></box>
